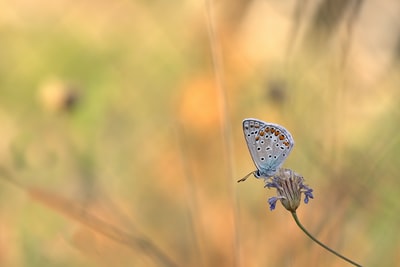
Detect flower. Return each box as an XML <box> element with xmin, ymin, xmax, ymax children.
<box><xmin>265</xmin><ymin>168</ymin><xmax>314</xmax><ymax>211</ymax></box>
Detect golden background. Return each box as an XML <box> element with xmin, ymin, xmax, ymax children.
<box><xmin>0</xmin><ymin>0</ymin><xmax>399</xmax><ymax>266</ymax></box>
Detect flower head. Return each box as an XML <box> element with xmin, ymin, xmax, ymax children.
<box><xmin>265</xmin><ymin>168</ymin><xmax>313</xmax><ymax>211</ymax></box>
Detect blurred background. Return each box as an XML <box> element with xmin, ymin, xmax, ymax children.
<box><xmin>0</xmin><ymin>0</ymin><xmax>399</xmax><ymax>266</ymax></box>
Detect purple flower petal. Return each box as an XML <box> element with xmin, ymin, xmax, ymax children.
<box><xmin>268</xmin><ymin>197</ymin><xmax>279</xmax><ymax>211</ymax></box>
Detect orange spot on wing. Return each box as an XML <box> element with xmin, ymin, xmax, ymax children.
<box><xmin>284</xmin><ymin>141</ymin><xmax>290</xmax><ymax>147</ymax></box>
<box><xmin>259</xmin><ymin>131</ymin><xmax>265</xmax><ymax>136</ymax></box>
<box><xmin>279</xmin><ymin>134</ymin><xmax>285</xmax><ymax>140</ymax></box>
<box><xmin>275</xmin><ymin>130</ymin><xmax>280</xmax><ymax>136</ymax></box>
<box><xmin>255</xmin><ymin>136</ymin><xmax>260</xmax><ymax>141</ymax></box>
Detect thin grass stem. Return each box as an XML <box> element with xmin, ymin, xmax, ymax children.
<box><xmin>291</xmin><ymin>211</ymin><xmax>362</xmax><ymax>267</ymax></box>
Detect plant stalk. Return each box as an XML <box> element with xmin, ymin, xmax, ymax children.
<box><xmin>291</xmin><ymin>211</ymin><xmax>362</xmax><ymax>267</ymax></box>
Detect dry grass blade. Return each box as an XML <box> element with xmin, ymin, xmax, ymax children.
<box><xmin>0</xmin><ymin>169</ymin><xmax>179</xmax><ymax>267</ymax></box>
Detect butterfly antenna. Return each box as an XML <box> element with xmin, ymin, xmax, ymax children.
<box><xmin>237</xmin><ymin>171</ymin><xmax>255</xmax><ymax>183</ymax></box>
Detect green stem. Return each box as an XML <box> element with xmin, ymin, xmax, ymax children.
<box><xmin>291</xmin><ymin>211</ymin><xmax>362</xmax><ymax>267</ymax></box>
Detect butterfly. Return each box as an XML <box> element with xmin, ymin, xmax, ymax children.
<box><xmin>238</xmin><ymin>118</ymin><xmax>294</xmax><ymax>182</ymax></box>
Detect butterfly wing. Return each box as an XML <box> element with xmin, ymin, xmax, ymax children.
<box><xmin>243</xmin><ymin>118</ymin><xmax>294</xmax><ymax>178</ymax></box>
